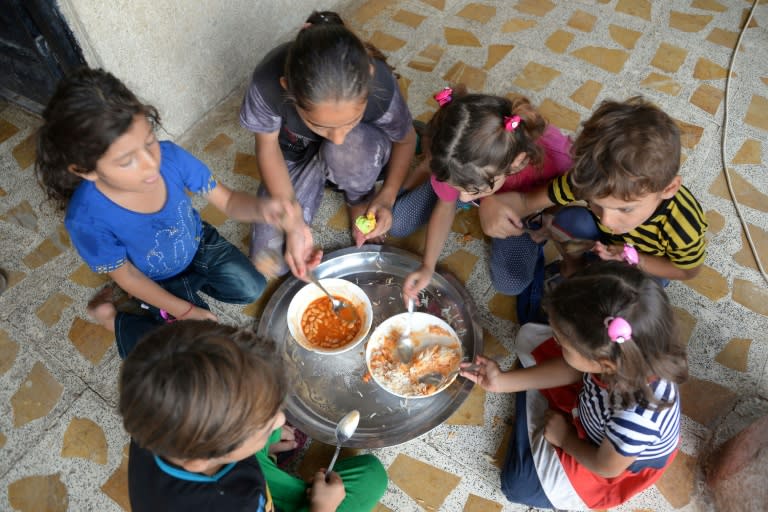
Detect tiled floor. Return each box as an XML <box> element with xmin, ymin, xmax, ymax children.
<box><xmin>1</xmin><ymin>0</ymin><xmax>768</xmax><ymax>510</ymax></box>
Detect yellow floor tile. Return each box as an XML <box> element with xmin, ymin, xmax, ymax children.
<box><xmin>608</xmin><ymin>24</ymin><xmax>642</xmax><ymax>49</ymax></box>
<box><xmin>388</xmin><ymin>454</ymin><xmax>461</xmax><ymax>510</ymax></box>
<box><xmin>0</xmin><ymin>329</ymin><xmax>20</xmax><ymax>375</ymax></box>
<box><xmin>444</xmin><ymin>27</ymin><xmax>482</xmax><ymax>47</ymax></box>
<box><xmin>393</xmin><ymin>10</ymin><xmax>426</xmax><ymax>28</ymax></box>
<box><xmin>10</xmin><ymin>362</ymin><xmax>63</xmax><ymax>427</ymax></box>
<box><xmin>615</xmin><ymin>0</ymin><xmax>651</xmax><ymax>21</ymax></box>
<box><xmin>731</xmin><ymin>139</ymin><xmax>762</xmax><ymax>164</ymax></box>
<box><xmin>68</xmin><ymin>318</ymin><xmax>114</xmax><ymax>364</ymax></box>
<box><xmin>690</xmin><ymin>83</ymin><xmax>724</xmax><ymax>114</ymax></box>
<box><xmin>655</xmin><ymin>451</ymin><xmax>697</xmax><ymax>508</ymax></box>
<box><xmin>62</xmin><ymin>417</ymin><xmax>108</xmax><ymax>464</ymax></box>
<box><xmin>8</xmin><ymin>474</ymin><xmax>68</xmax><ymax>512</ymax></box>
<box><xmin>545</xmin><ymin>30</ymin><xmax>574</xmax><ymax>54</ymax></box>
<box><xmin>570</xmin><ymin>80</ymin><xmax>603</xmax><ymax>109</ymax></box>
<box><xmin>669</xmin><ymin>11</ymin><xmax>713</xmax><ymax>33</ymax></box>
<box><xmin>571</xmin><ymin>46</ymin><xmax>629</xmax><ymax>73</ymax></box>
<box><xmin>101</xmin><ymin>445</ymin><xmax>131</xmax><ymax>511</ymax></box>
<box><xmin>457</xmin><ymin>3</ymin><xmax>496</xmax><ymax>24</ymax></box>
<box><xmin>715</xmin><ymin>338</ymin><xmax>752</xmax><ymax>372</ymax></box>
<box><xmin>651</xmin><ymin>42</ymin><xmax>688</xmax><ymax>73</ymax></box>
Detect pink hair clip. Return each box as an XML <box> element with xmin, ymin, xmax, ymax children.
<box><xmin>503</xmin><ymin>115</ymin><xmax>521</xmax><ymax>132</ymax></box>
<box><xmin>605</xmin><ymin>316</ymin><xmax>632</xmax><ymax>344</ymax></box>
<box><xmin>434</xmin><ymin>87</ymin><xmax>453</xmax><ymax>107</ymax></box>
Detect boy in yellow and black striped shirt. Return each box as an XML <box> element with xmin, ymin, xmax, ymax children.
<box><xmin>478</xmin><ymin>97</ymin><xmax>707</xmax><ymax>282</ymax></box>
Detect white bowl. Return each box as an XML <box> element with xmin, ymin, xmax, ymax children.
<box><xmin>365</xmin><ymin>312</ymin><xmax>463</xmax><ymax>398</ymax></box>
<box><xmin>286</xmin><ymin>278</ymin><xmax>373</xmax><ymax>355</ymax></box>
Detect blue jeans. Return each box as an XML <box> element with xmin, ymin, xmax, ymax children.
<box><xmin>552</xmin><ymin>206</ymin><xmax>669</xmax><ymax>287</ymax></box>
<box><xmin>114</xmin><ymin>223</ymin><xmax>265</xmax><ymax>358</ymax></box>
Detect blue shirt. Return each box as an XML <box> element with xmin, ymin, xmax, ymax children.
<box><xmin>65</xmin><ymin>141</ymin><xmax>217</xmax><ymax>281</ymax></box>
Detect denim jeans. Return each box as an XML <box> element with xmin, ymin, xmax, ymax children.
<box><xmin>552</xmin><ymin>206</ymin><xmax>669</xmax><ymax>287</ymax></box>
<box><xmin>114</xmin><ymin>222</ymin><xmax>265</xmax><ymax>358</ymax></box>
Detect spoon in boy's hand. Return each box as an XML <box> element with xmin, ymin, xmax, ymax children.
<box><xmin>325</xmin><ymin>410</ymin><xmax>359</xmax><ymax>481</ymax></box>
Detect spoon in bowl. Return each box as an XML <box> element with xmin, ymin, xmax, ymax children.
<box><xmin>396</xmin><ymin>298</ymin><xmax>415</xmax><ymax>364</ymax></box>
<box><xmin>307</xmin><ymin>271</ymin><xmax>353</xmax><ymax>318</ymax></box>
<box><xmin>325</xmin><ymin>409</ymin><xmax>360</xmax><ymax>480</ymax></box>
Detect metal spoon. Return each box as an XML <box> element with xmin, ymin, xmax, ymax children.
<box><xmin>419</xmin><ymin>364</ymin><xmax>481</xmax><ymax>387</ymax></box>
<box><xmin>325</xmin><ymin>409</ymin><xmax>360</xmax><ymax>480</ymax></box>
<box><xmin>307</xmin><ymin>271</ymin><xmax>350</xmax><ymax>316</ymax></box>
<box><xmin>396</xmin><ymin>298</ymin><xmax>415</xmax><ymax>363</ymax></box>
<box><xmin>419</xmin><ymin>369</ymin><xmax>459</xmax><ymax>387</ymax></box>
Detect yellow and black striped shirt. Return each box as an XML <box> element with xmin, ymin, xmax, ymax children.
<box><xmin>548</xmin><ymin>174</ymin><xmax>708</xmax><ymax>269</ymax></box>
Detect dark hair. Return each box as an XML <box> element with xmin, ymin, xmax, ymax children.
<box><xmin>429</xmin><ymin>88</ymin><xmax>546</xmax><ymax>193</ymax></box>
<box><xmin>570</xmin><ymin>96</ymin><xmax>680</xmax><ymax>201</ymax></box>
<box><xmin>284</xmin><ymin>11</ymin><xmax>384</xmax><ymax>110</ymax></box>
<box><xmin>118</xmin><ymin>320</ymin><xmax>287</xmax><ymax>460</ymax></box>
<box><xmin>35</xmin><ymin>67</ymin><xmax>160</xmax><ymax>211</ymax></box>
<box><xmin>543</xmin><ymin>261</ymin><xmax>687</xmax><ymax>409</ymax></box>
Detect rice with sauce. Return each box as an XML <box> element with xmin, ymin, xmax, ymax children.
<box><xmin>368</xmin><ymin>324</ymin><xmax>461</xmax><ymax>397</ymax></box>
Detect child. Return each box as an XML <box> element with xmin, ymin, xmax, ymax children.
<box><xmin>461</xmin><ymin>261</ymin><xmax>686</xmax><ymax>510</ymax></box>
<box><xmin>240</xmin><ymin>10</ymin><xmax>417</xmax><ymax>265</ymax></box>
<box><xmin>480</xmin><ymin>96</ymin><xmax>708</xmax><ymax>282</ymax></box>
<box><xmin>392</xmin><ymin>87</ymin><xmax>572</xmax><ymax>300</ymax></box>
<box><xmin>36</xmin><ymin>67</ymin><xmax>320</xmax><ymax>357</ymax></box>
<box><xmin>119</xmin><ymin>320</ymin><xmax>387</xmax><ymax>511</ymax></box>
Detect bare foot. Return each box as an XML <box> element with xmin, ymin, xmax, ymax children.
<box><xmin>86</xmin><ymin>287</ymin><xmax>117</xmax><ymax>332</ymax></box>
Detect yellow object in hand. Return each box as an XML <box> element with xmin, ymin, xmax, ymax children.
<box><xmin>355</xmin><ymin>212</ymin><xmax>376</xmax><ymax>234</ymax></box>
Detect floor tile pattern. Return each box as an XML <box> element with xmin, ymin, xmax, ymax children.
<box><xmin>1</xmin><ymin>1</ymin><xmax>767</xmax><ymax>510</ymax></box>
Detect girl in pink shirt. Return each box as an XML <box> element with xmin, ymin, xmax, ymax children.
<box><xmin>391</xmin><ymin>87</ymin><xmax>572</xmax><ymax>300</ymax></box>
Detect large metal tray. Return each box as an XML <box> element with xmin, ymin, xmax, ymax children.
<box><xmin>256</xmin><ymin>245</ymin><xmax>483</xmax><ymax>447</ymax></box>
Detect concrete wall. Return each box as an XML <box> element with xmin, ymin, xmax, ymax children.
<box><xmin>57</xmin><ymin>0</ymin><xmax>347</xmax><ymax>138</ymax></box>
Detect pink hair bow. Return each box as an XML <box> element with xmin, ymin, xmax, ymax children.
<box><xmin>434</xmin><ymin>87</ymin><xmax>453</xmax><ymax>107</ymax></box>
<box><xmin>605</xmin><ymin>316</ymin><xmax>632</xmax><ymax>344</ymax></box>
<box><xmin>504</xmin><ymin>115</ymin><xmax>521</xmax><ymax>132</ymax></box>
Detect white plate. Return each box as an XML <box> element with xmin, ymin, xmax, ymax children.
<box><xmin>366</xmin><ymin>311</ymin><xmax>463</xmax><ymax>398</ymax></box>
<box><xmin>286</xmin><ymin>278</ymin><xmax>373</xmax><ymax>355</ymax></box>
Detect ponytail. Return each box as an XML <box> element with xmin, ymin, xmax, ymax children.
<box><xmin>427</xmin><ymin>86</ymin><xmax>548</xmax><ymax>192</ymax></box>
<box><xmin>286</xmin><ymin>10</ymin><xmax>396</xmax><ymax>110</ymax></box>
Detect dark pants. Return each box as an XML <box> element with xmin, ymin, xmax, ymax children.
<box><xmin>114</xmin><ymin>223</ymin><xmax>265</xmax><ymax>358</ymax></box>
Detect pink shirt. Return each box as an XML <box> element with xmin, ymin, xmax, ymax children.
<box><xmin>430</xmin><ymin>124</ymin><xmax>573</xmax><ymax>202</ymax></box>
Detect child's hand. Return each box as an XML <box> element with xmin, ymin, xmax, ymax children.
<box><xmin>308</xmin><ymin>469</ymin><xmax>345</xmax><ymax>512</ymax></box>
<box><xmin>261</xmin><ymin>197</ymin><xmax>304</xmax><ymax>231</ymax></box>
<box><xmin>285</xmin><ymin>225</ymin><xmax>323</xmax><ymax>280</ymax></box>
<box><xmin>592</xmin><ymin>241</ymin><xmax>625</xmax><ymax>262</ymax></box>
<box><xmin>459</xmin><ymin>355</ymin><xmax>505</xmax><ymax>392</ymax></box>
<box><xmin>402</xmin><ymin>266</ymin><xmax>433</xmax><ymax>304</ymax></box>
<box><xmin>184</xmin><ymin>305</ymin><xmax>218</xmax><ymax>322</ymax></box>
<box><xmin>267</xmin><ymin>424</ymin><xmax>299</xmax><ymax>457</ymax></box>
<box><xmin>478</xmin><ymin>194</ymin><xmax>525</xmax><ymax>238</ymax></box>
<box><xmin>352</xmin><ymin>204</ymin><xmax>392</xmax><ymax>248</ymax></box>
<box><xmin>543</xmin><ymin>411</ymin><xmax>573</xmax><ymax>448</ymax></box>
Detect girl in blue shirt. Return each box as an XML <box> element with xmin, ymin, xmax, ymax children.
<box><xmin>37</xmin><ymin>67</ymin><xmax>320</xmax><ymax>357</ymax></box>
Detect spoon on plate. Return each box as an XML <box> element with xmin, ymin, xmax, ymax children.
<box><xmin>419</xmin><ymin>364</ymin><xmax>481</xmax><ymax>387</ymax></box>
<box><xmin>325</xmin><ymin>409</ymin><xmax>360</xmax><ymax>480</ymax></box>
<box><xmin>396</xmin><ymin>298</ymin><xmax>415</xmax><ymax>364</ymax></box>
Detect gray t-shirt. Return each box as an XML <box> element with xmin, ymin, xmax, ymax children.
<box><xmin>240</xmin><ymin>43</ymin><xmax>412</xmax><ymax>162</ymax></box>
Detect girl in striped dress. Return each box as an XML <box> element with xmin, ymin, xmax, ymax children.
<box><xmin>461</xmin><ymin>260</ymin><xmax>687</xmax><ymax>510</ymax></box>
